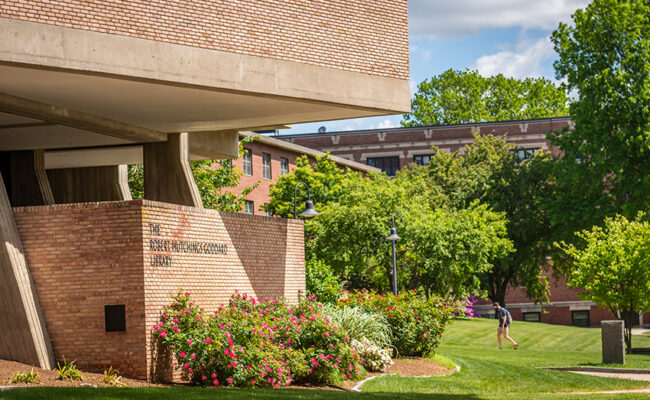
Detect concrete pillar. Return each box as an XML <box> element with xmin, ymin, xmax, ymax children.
<box><xmin>602</xmin><ymin>320</ymin><xmax>625</xmax><ymax>364</ymax></box>
<box><xmin>47</xmin><ymin>165</ymin><xmax>132</xmax><ymax>204</ymax></box>
<box><xmin>9</xmin><ymin>150</ymin><xmax>55</xmax><ymax>206</ymax></box>
<box><xmin>143</xmin><ymin>132</ymin><xmax>202</xmax><ymax>208</ymax></box>
<box><xmin>0</xmin><ymin>174</ymin><xmax>55</xmax><ymax>369</ymax></box>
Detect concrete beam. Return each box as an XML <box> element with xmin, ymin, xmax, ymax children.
<box><xmin>9</xmin><ymin>150</ymin><xmax>55</xmax><ymax>206</ymax></box>
<box><xmin>0</xmin><ymin>174</ymin><xmax>55</xmax><ymax>369</ymax></box>
<box><xmin>189</xmin><ymin>130</ymin><xmax>239</xmax><ymax>160</ymax></box>
<box><xmin>143</xmin><ymin>133</ymin><xmax>202</xmax><ymax>207</ymax></box>
<box><xmin>47</xmin><ymin>165</ymin><xmax>133</xmax><ymax>203</ymax></box>
<box><xmin>0</xmin><ymin>92</ymin><xmax>167</xmax><ymax>143</ymax></box>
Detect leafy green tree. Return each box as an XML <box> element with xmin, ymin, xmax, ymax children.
<box><xmin>402</xmin><ymin>69</ymin><xmax>568</xmax><ymax>127</ymax></box>
<box><xmin>427</xmin><ymin>134</ymin><xmax>555</xmax><ymax>306</ymax></box>
<box><xmin>305</xmin><ymin>259</ymin><xmax>343</xmax><ymax>304</ymax></box>
<box><xmin>128</xmin><ymin>136</ymin><xmax>258</xmax><ymax>211</ymax></box>
<box><xmin>266</xmin><ymin>154</ymin><xmax>350</xmax><ymax>218</ymax></box>
<box><xmin>556</xmin><ymin>214</ymin><xmax>650</xmax><ymax>353</ymax></box>
<box><xmin>548</xmin><ymin>0</ymin><xmax>650</xmax><ymax>235</ymax></box>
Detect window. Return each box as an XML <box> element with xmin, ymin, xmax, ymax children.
<box><xmin>510</xmin><ymin>147</ymin><xmax>539</xmax><ymax>162</ymax></box>
<box><xmin>243</xmin><ymin>148</ymin><xmax>252</xmax><ymax>176</ymax></box>
<box><xmin>413</xmin><ymin>154</ymin><xmax>434</xmax><ymax>166</ymax></box>
<box><xmin>244</xmin><ymin>200</ymin><xmax>254</xmax><ymax>214</ymax></box>
<box><xmin>523</xmin><ymin>312</ymin><xmax>541</xmax><ymax>323</ymax></box>
<box><xmin>262</xmin><ymin>153</ymin><xmax>272</xmax><ymax>180</ymax></box>
<box><xmin>280</xmin><ymin>157</ymin><xmax>289</xmax><ymax>176</ymax></box>
<box><xmin>572</xmin><ymin>310</ymin><xmax>590</xmax><ymax>327</ymax></box>
<box><xmin>264</xmin><ymin>204</ymin><xmax>273</xmax><ymax>217</ymax></box>
<box><xmin>367</xmin><ymin>156</ymin><xmax>400</xmax><ymax>176</ymax></box>
<box><xmin>105</xmin><ymin>305</ymin><xmax>126</xmax><ymax>332</ymax></box>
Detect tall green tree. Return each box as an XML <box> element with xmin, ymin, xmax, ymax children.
<box><xmin>402</xmin><ymin>69</ymin><xmax>568</xmax><ymax>127</ymax></box>
<box><xmin>128</xmin><ymin>136</ymin><xmax>258</xmax><ymax>211</ymax></box>
<box><xmin>427</xmin><ymin>134</ymin><xmax>555</xmax><ymax>306</ymax></box>
<box><xmin>549</xmin><ymin>0</ymin><xmax>650</xmax><ymax>236</ymax></box>
<box><xmin>557</xmin><ymin>213</ymin><xmax>650</xmax><ymax>353</ymax></box>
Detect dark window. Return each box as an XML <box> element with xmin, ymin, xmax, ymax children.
<box><xmin>243</xmin><ymin>148</ymin><xmax>252</xmax><ymax>176</ymax></box>
<box><xmin>244</xmin><ymin>200</ymin><xmax>254</xmax><ymax>214</ymax></box>
<box><xmin>413</xmin><ymin>154</ymin><xmax>434</xmax><ymax>166</ymax></box>
<box><xmin>510</xmin><ymin>147</ymin><xmax>539</xmax><ymax>162</ymax></box>
<box><xmin>264</xmin><ymin>204</ymin><xmax>273</xmax><ymax>217</ymax></box>
<box><xmin>572</xmin><ymin>310</ymin><xmax>590</xmax><ymax>327</ymax></box>
<box><xmin>523</xmin><ymin>312</ymin><xmax>541</xmax><ymax>323</ymax></box>
<box><xmin>280</xmin><ymin>157</ymin><xmax>289</xmax><ymax>176</ymax></box>
<box><xmin>262</xmin><ymin>153</ymin><xmax>272</xmax><ymax>180</ymax></box>
<box><xmin>105</xmin><ymin>305</ymin><xmax>126</xmax><ymax>332</ymax></box>
<box><xmin>367</xmin><ymin>156</ymin><xmax>400</xmax><ymax>176</ymax></box>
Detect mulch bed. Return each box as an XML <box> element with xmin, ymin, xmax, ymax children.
<box><xmin>0</xmin><ymin>357</ymin><xmax>455</xmax><ymax>390</ymax></box>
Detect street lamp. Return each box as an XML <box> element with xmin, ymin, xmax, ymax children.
<box><xmin>293</xmin><ymin>182</ymin><xmax>319</xmax><ymax>219</ymax></box>
<box><xmin>386</xmin><ymin>215</ymin><xmax>400</xmax><ymax>295</ymax></box>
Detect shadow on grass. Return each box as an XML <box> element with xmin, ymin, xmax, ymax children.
<box><xmin>0</xmin><ymin>387</ymin><xmax>483</xmax><ymax>400</ymax></box>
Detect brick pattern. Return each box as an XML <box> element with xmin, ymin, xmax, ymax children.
<box><xmin>13</xmin><ymin>200</ymin><xmax>305</xmax><ymax>380</ymax></box>
<box><xmin>0</xmin><ymin>0</ymin><xmax>409</xmax><ymax>80</ymax></box>
<box><xmin>283</xmin><ymin>118</ymin><xmax>572</xmax><ymax>170</ymax></box>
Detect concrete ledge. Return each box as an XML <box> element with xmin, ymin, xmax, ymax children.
<box><xmin>543</xmin><ymin>366</ymin><xmax>650</xmax><ymax>374</ymax></box>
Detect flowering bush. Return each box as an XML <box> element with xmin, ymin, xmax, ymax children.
<box><xmin>339</xmin><ymin>290</ymin><xmax>454</xmax><ymax>357</ymax></box>
<box><xmin>351</xmin><ymin>338</ymin><xmax>392</xmax><ymax>372</ymax></box>
<box><xmin>155</xmin><ymin>292</ymin><xmax>364</xmax><ymax>388</ymax></box>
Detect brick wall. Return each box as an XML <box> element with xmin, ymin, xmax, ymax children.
<box><xmin>13</xmin><ymin>200</ymin><xmax>305</xmax><ymax>380</ymax></box>
<box><xmin>0</xmin><ymin>0</ymin><xmax>409</xmax><ymax>80</ymax></box>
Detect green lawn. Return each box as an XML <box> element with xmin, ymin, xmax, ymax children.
<box><xmin>2</xmin><ymin>319</ymin><xmax>649</xmax><ymax>400</ymax></box>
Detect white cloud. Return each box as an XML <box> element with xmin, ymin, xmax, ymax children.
<box><xmin>473</xmin><ymin>36</ymin><xmax>555</xmax><ymax>78</ymax></box>
<box><xmin>377</xmin><ymin>119</ymin><xmax>397</xmax><ymax>129</ymax></box>
<box><xmin>409</xmin><ymin>0</ymin><xmax>589</xmax><ymax>39</ymax></box>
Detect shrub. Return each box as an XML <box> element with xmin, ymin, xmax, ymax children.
<box><xmin>8</xmin><ymin>369</ymin><xmax>40</xmax><ymax>384</ymax></box>
<box><xmin>155</xmin><ymin>291</ymin><xmax>364</xmax><ymax>388</ymax></box>
<box><xmin>56</xmin><ymin>357</ymin><xmax>83</xmax><ymax>381</ymax></box>
<box><xmin>351</xmin><ymin>338</ymin><xmax>392</xmax><ymax>372</ymax></box>
<box><xmin>103</xmin><ymin>367</ymin><xmax>124</xmax><ymax>386</ymax></box>
<box><xmin>339</xmin><ymin>290</ymin><xmax>454</xmax><ymax>357</ymax></box>
<box><xmin>321</xmin><ymin>305</ymin><xmax>392</xmax><ymax>348</ymax></box>
<box><xmin>305</xmin><ymin>259</ymin><xmax>343</xmax><ymax>304</ymax></box>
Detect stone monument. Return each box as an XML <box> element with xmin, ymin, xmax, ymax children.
<box><xmin>601</xmin><ymin>320</ymin><xmax>625</xmax><ymax>364</ymax></box>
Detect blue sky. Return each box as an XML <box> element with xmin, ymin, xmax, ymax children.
<box><xmin>283</xmin><ymin>0</ymin><xmax>589</xmax><ymax>135</ymax></box>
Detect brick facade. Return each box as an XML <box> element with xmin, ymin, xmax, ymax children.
<box><xmin>13</xmin><ymin>200</ymin><xmax>305</xmax><ymax>380</ymax></box>
<box><xmin>282</xmin><ymin>117</ymin><xmax>571</xmax><ymax>175</ymax></box>
<box><xmin>0</xmin><ymin>0</ymin><xmax>409</xmax><ymax>80</ymax></box>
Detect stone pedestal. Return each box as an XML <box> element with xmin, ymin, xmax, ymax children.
<box><xmin>602</xmin><ymin>320</ymin><xmax>625</xmax><ymax>364</ymax></box>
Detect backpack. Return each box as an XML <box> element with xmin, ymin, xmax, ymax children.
<box><xmin>502</xmin><ymin>308</ymin><xmax>512</xmax><ymax>324</ymax></box>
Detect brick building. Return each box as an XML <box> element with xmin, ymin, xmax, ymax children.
<box><xmin>281</xmin><ymin>117</ymin><xmax>572</xmax><ymax>175</ymax></box>
<box><xmin>281</xmin><ymin>117</ymin><xmax>650</xmax><ymax>328</ymax></box>
<box><xmin>230</xmin><ymin>132</ymin><xmax>378</xmax><ymax>216</ymax></box>
<box><xmin>0</xmin><ymin>0</ymin><xmax>410</xmax><ymax>379</ymax></box>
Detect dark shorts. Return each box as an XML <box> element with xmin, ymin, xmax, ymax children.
<box><xmin>498</xmin><ymin>324</ymin><xmax>510</xmax><ymax>332</ymax></box>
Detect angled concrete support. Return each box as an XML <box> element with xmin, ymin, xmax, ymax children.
<box><xmin>143</xmin><ymin>133</ymin><xmax>202</xmax><ymax>207</ymax></box>
<box><xmin>9</xmin><ymin>150</ymin><xmax>55</xmax><ymax>206</ymax></box>
<box><xmin>47</xmin><ymin>165</ymin><xmax>133</xmax><ymax>204</ymax></box>
<box><xmin>0</xmin><ymin>174</ymin><xmax>55</xmax><ymax>369</ymax></box>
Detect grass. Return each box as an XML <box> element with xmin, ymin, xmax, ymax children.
<box><xmin>1</xmin><ymin>319</ymin><xmax>649</xmax><ymax>400</ymax></box>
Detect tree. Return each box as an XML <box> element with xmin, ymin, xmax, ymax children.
<box><xmin>401</xmin><ymin>69</ymin><xmax>568</xmax><ymax>127</ymax></box>
<box><xmin>426</xmin><ymin>134</ymin><xmax>555</xmax><ymax>307</ymax></box>
<box><xmin>556</xmin><ymin>214</ymin><xmax>650</xmax><ymax>353</ymax></box>
<box><xmin>549</xmin><ymin>0</ymin><xmax>650</xmax><ymax>234</ymax></box>
<box><xmin>128</xmin><ymin>136</ymin><xmax>258</xmax><ymax>211</ymax></box>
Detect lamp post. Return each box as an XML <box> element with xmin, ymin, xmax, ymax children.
<box><xmin>293</xmin><ymin>182</ymin><xmax>319</xmax><ymax>219</ymax></box>
<box><xmin>386</xmin><ymin>215</ymin><xmax>400</xmax><ymax>295</ymax></box>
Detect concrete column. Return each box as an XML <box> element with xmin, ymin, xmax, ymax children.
<box><xmin>0</xmin><ymin>174</ymin><xmax>55</xmax><ymax>369</ymax></box>
<box><xmin>602</xmin><ymin>320</ymin><xmax>625</xmax><ymax>364</ymax></box>
<box><xmin>9</xmin><ymin>150</ymin><xmax>55</xmax><ymax>206</ymax></box>
<box><xmin>143</xmin><ymin>132</ymin><xmax>202</xmax><ymax>208</ymax></box>
<box><xmin>47</xmin><ymin>165</ymin><xmax>133</xmax><ymax>204</ymax></box>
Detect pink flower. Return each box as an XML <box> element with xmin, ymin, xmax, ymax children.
<box><xmin>213</xmin><ymin>379</ymin><xmax>219</xmax><ymax>385</ymax></box>
<box><xmin>153</xmin><ymin>324</ymin><xmax>159</xmax><ymax>330</ymax></box>
<box><xmin>187</xmin><ymin>339</ymin><xmax>193</xmax><ymax>345</ymax></box>
<box><xmin>183</xmin><ymin>363</ymin><xmax>190</xmax><ymax>369</ymax></box>
<box><xmin>204</xmin><ymin>337</ymin><xmax>212</xmax><ymax>344</ymax></box>
<box><xmin>227</xmin><ymin>378</ymin><xmax>233</xmax><ymax>384</ymax></box>
<box><xmin>251</xmin><ymin>379</ymin><xmax>256</xmax><ymax>384</ymax></box>
<box><xmin>202</xmin><ymin>375</ymin><xmax>207</xmax><ymax>380</ymax></box>
<box><xmin>224</xmin><ymin>349</ymin><xmax>229</xmax><ymax>355</ymax></box>
<box><xmin>188</xmin><ymin>369</ymin><xmax>194</xmax><ymax>374</ymax></box>
<box><xmin>159</xmin><ymin>331</ymin><xmax>167</xmax><ymax>338</ymax></box>
<box><xmin>184</xmin><ymin>292</ymin><xmax>190</xmax><ymax>296</ymax></box>
<box><xmin>180</xmin><ymin>352</ymin><xmax>186</xmax><ymax>358</ymax></box>
<box><xmin>173</xmin><ymin>317</ymin><xmax>179</xmax><ymax>323</ymax></box>
<box><xmin>191</xmin><ymin>354</ymin><xmax>196</xmax><ymax>360</ymax></box>
<box><xmin>211</xmin><ymin>373</ymin><xmax>217</xmax><ymax>378</ymax></box>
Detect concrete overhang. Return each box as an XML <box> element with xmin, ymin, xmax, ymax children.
<box><xmin>0</xmin><ymin>18</ymin><xmax>410</xmax><ymax>158</ymax></box>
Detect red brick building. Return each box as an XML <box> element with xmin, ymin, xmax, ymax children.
<box><xmin>280</xmin><ymin>117</ymin><xmax>650</xmax><ymax>328</ymax></box>
<box><xmin>230</xmin><ymin>133</ymin><xmax>378</xmax><ymax>216</ymax></box>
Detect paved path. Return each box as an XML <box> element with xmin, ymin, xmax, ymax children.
<box><xmin>631</xmin><ymin>328</ymin><xmax>650</xmax><ymax>336</ymax></box>
<box><xmin>568</xmin><ymin>370</ymin><xmax>650</xmax><ymax>382</ymax></box>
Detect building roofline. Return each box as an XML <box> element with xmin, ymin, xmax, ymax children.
<box><xmin>278</xmin><ymin>116</ymin><xmax>572</xmax><ymax>138</ymax></box>
<box><xmin>239</xmin><ymin>132</ymin><xmax>380</xmax><ymax>173</ymax></box>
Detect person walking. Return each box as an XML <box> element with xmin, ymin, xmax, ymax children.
<box><xmin>493</xmin><ymin>302</ymin><xmax>518</xmax><ymax>350</ymax></box>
